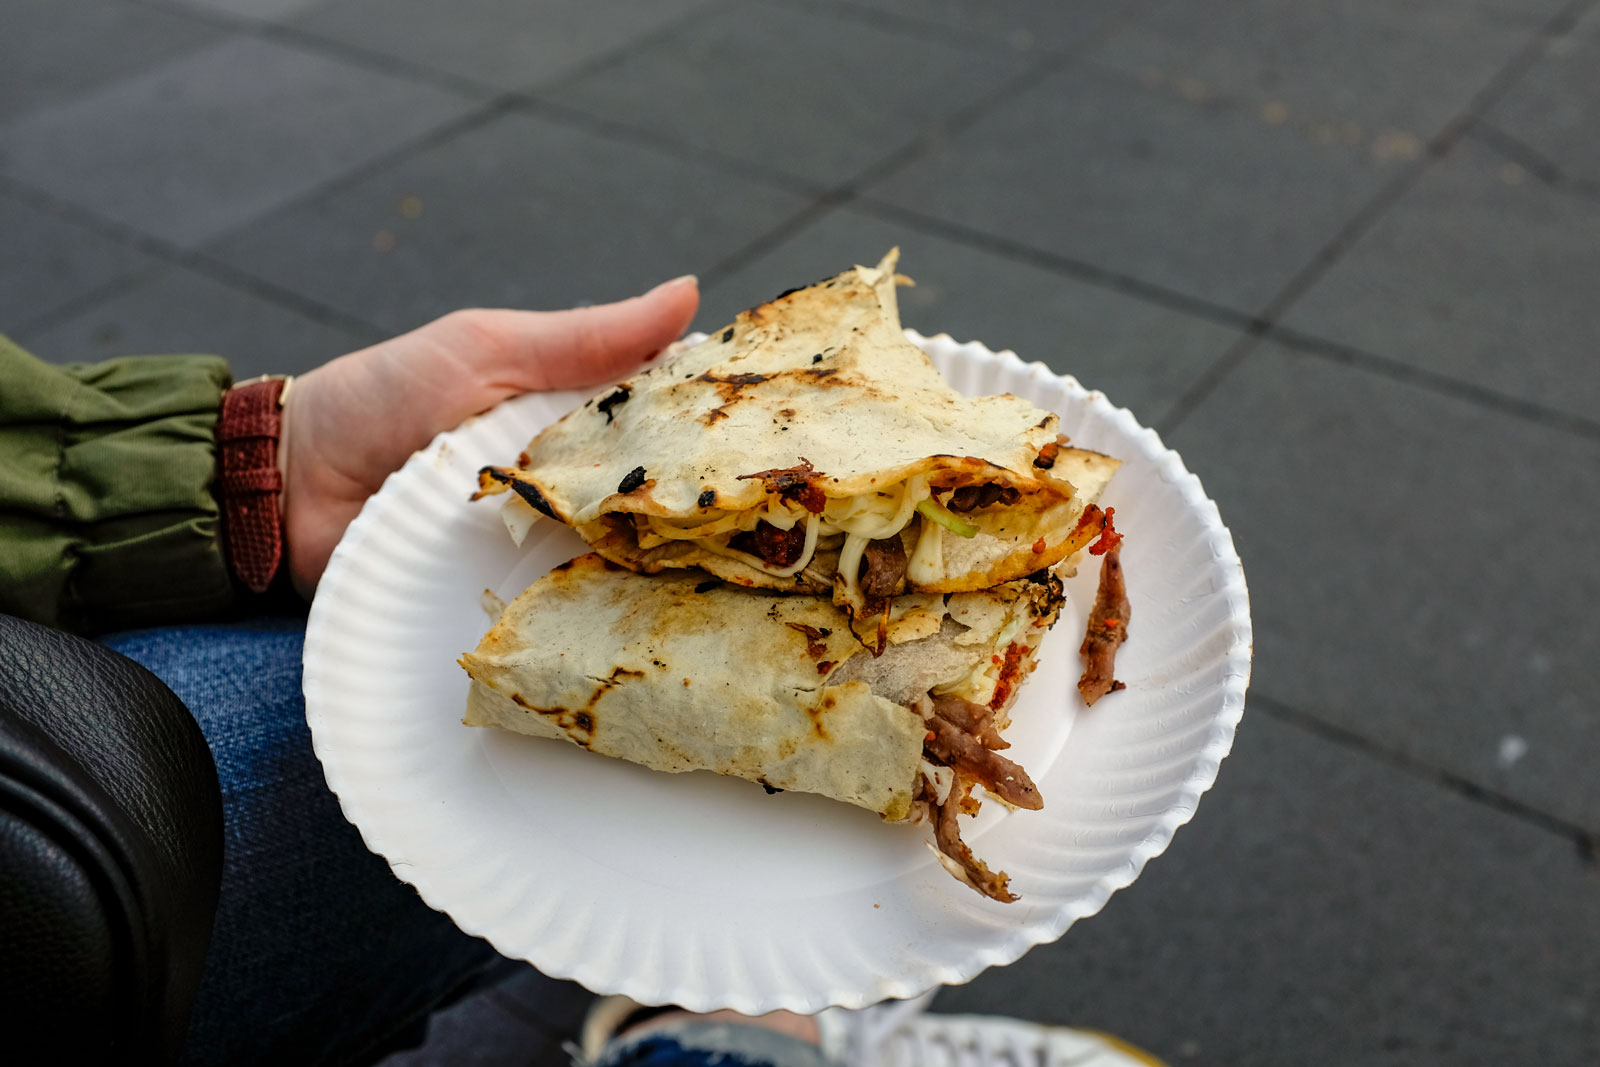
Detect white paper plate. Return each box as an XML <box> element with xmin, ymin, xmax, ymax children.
<box><xmin>303</xmin><ymin>330</ymin><xmax>1251</xmax><ymax>1013</ymax></box>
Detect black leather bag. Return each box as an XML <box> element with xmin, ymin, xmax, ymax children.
<box><xmin>0</xmin><ymin>613</ymin><xmax>224</xmax><ymax>1064</ymax></box>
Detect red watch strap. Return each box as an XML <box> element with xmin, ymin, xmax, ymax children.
<box><xmin>218</xmin><ymin>378</ymin><xmax>288</xmax><ymax>594</ymax></box>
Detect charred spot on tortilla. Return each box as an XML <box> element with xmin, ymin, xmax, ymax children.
<box><xmin>760</xmin><ymin>780</ymin><xmax>784</xmax><ymax>795</ymax></box>
<box><xmin>721</xmin><ymin>327</ymin><xmax>734</xmax><ymax>343</ymax></box>
<box><xmin>486</xmin><ymin>469</ymin><xmax>561</xmax><ymax>521</ymax></box>
<box><xmin>596</xmin><ymin>385</ymin><xmax>631</xmax><ymax>424</ymax></box>
<box><xmin>811</xmin><ymin>353</ymin><xmax>824</xmax><ymax>364</ymax></box>
<box><xmin>617</xmin><ymin>466</ymin><xmax>647</xmax><ymax>494</ymax></box>
<box><xmin>700</xmin><ymin>371</ymin><xmax>773</xmax><ymax>388</ymax></box>
<box><xmin>509</xmin><ymin>693</ymin><xmax>570</xmax><ymax>719</ymax></box>
<box><xmin>697</xmin><ymin>488</ymin><xmax>717</xmax><ymax>508</ymax></box>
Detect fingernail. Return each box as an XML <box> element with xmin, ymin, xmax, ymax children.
<box><xmin>651</xmin><ymin>273</ymin><xmax>698</xmax><ymax>294</ymax></box>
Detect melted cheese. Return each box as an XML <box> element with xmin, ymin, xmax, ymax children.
<box><xmin>632</xmin><ymin>472</ymin><xmax>947</xmax><ymax>590</ymax></box>
<box><xmin>906</xmin><ymin>518</ymin><xmax>944</xmax><ymax>585</ymax></box>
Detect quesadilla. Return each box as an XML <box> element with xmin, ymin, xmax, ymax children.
<box><xmin>459</xmin><ymin>553</ymin><xmax>1068</xmax><ymax>902</ymax></box>
<box><xmin>473</xmin><ymin>252</ymin><xmax>1120</xmax><ymax>648</ymax></box>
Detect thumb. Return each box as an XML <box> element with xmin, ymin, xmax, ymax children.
<box><xmin>481</xmin><ymin>274</ymin><xmax>700</xmax><ymax>392</ymax></box>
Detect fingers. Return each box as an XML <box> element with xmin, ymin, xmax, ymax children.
<box><xmin>468</xmin><ymin>274</ymin><xmax>700</xmax><ymax>392</ymax></box>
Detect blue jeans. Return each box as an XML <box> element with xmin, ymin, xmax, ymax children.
<box><xmin>106</xmin><ymin>617</ymin><xmax>502</xmax><ymax>1067</ymax></box>
<box><xmin>108</xmin><ymin>618</ymin><xmax>837</xmax><ymax>1067</ymax></box>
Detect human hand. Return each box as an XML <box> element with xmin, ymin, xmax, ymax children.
<box><xmin>276</xmin><ymin>275</ymin><xmax>699</xmax><ymax>597</ymax></box>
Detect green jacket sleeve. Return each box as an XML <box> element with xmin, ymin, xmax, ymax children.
<box><xmin>0</xmin><ymin>335</ymin><xmax>236</xmax><ymax>633</ymax></box>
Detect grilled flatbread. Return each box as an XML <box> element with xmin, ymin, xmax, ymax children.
<box><xmin>475</xmin><ymin>252</ymin><xmax>1119</xmax><ymax>639</ymax></box>
<box><xmin>459</xmin><ymin>554</ymin><xmax>1067</xmax><ymax>901</ymax></box>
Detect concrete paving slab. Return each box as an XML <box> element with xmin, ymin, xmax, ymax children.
<box><xmin>1282</xmin><ymin>138</ymin><xmax>1600</xmax><ymax>424</ymax></box>
<box><xmin>863</xmin><ymin>63</ymin><xmax>1412</xmax><ymax>315</ymax></box>
<box><xmin>1090</xmin><ymin>0</ymin><xmax>1532</xmax><ymax>140</ymax></box>
<box><xmin>207</xmin><ymin>110</ymin><xmax>812</xmax><ymax>334</ymax></box>
<box><xmin>698</xmin><ymin>205</ymin><xmax>1242</xmax><ymax>423</ymax></box>
<box><xmin>288</xmin><ymin>0</ymin><xmax>720</xmax><ymax>93</ymax></box>
<box><xmin>1168</xmin><ymin>338</ymin><xmax>1600</xmax><ymax>835</ymax></box>
<box><xmin>15</xmin><ymin>263</ymin><xmax>374</xmax><ymax>378</ymax></box>
<box><xmin>0</xmin><ymin>36</ymin><xmax>483</xmax><ymax>248</ymax></box>
<box><xmin>803</xmin><ymin>0</ymin><xmax>1128</xmax><ymax>51</ymax></box>
<box><xmin>1481</xmin><ymin>13</ymin><xmax>1600</xmax><ymax>185</ymax></box>
<box><xmin>938</xmin><ymin>712</ymin><xmax>1600</xmax><ymax>1066</ymax></box>
<box><xmin>0</xmin><ymin>192</ymin><xmax>161</xmax><ymax>336</ymax></box>
<box><xmin>545</xmin><ymin>2</ymin><xmax>1016</xmax><ymax>188</ymax></box>
<box><xmin>0</xmin><ymin>0</ymin><xmax>225</xmax><ymax>123</ymax></box>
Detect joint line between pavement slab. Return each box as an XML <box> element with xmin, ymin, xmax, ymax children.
<box><xmin>0</xmin><ymin>174</ymin><xmax>389</xmax><ymax>343</ymax></box>
<box><xmin>1467</xmin><ymin>123</ymin><xmax>1600</xmax><ymax>207</ymax></box>
<box><xmin>761</xmin><ymin>0</ymin><xmax>1012</xmax><ymax>52</ymax></box>
<box><xmin>521</xmin><ymin>0</ymin><xmax>744</xmax><ymax>99</ymax></box>
<box><xmin>8</xmin><ymin>259</ymin><xmax>169</xmax><ymax>344</ymax></box>
<box><xmin>1253</xmin><ymin>694</ymin><xmax>1598</xmax><ymax>866</ymax></box>
<box><xmin>695</xmin><ymin>0</ymin><xmax>1169</xmax><ymax>293</ymax></box>
<box><xmin>1160</xmin><ymin>0</ymin><xmax>1600</xmax><ymax>434</ymax></box>
<box><xmin>193</xmin><ymin>96</ymin><xmax>521</xmax><ymax>252</ymax></box>
<box><xmin>1266</xmin><ymin>326</ymin><xmax>1600</xmax><ymax>442</ymax></box>
<box><xmin>512</xmin><ymin>97</ymin><xmax>827</xmax><ymax>200</ymax></box>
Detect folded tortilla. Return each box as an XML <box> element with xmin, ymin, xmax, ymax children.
<box><xmin>474</xmin><ymin>251</ymin><xmax>1120</xmax><ymax>629</ymax></box>
<box><xmin>459</xmin><ymin>553</ymin><xmax>1067</xmax><ymax>901</ymax></box>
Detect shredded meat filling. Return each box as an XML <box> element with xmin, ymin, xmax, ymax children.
<box><xmin>1078</xmin><ymin>540</ymin><xmax>1129</xmax><ymax>705</ymax></box>
<box><xmin>913</xmin><ymin>684</ymin><xmax>1042</xmax><ymax>902</ymax></box>
<box><xmin>929</xmin><ymin>692</ymin><xmax>1007</xmax><ymax>750</ymax></box>
<box><xmin>933</xmin><ymin>778</ymin><xmax>1016</xmax><ymax>903</ymax></box>
<box><xmin>860</xmin><ymin>536</ymin><xmax>908</xmax><ymax>600</ymax></box>
<box><xmin>925</xmin><ymin>716</ymin><xmax>1041</xmax><ymax>810</ymax></box>
<box><xmin>946</xmin><ymin>483</ymin><xmax>1022</xmax><ymax>512</ymax></box>
<box><xmin>728</xmin><ymin>521</ymin><xmax>807</xmax><ymax>567</ymax></box>
<box><xmin>853</xmin><ymin>535</ymin><xmax>909</xmax><ymax>657</ymax></box>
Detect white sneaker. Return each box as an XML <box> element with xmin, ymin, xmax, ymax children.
<box><xmin>573</xmin><ymin>994</ymin><xmax>648</xmax><ymax>1063</ymax></box>
<box><xmin>577</xmin><ymin>991</ymin><xmax>1167</xmax><ymax>1067</ymax></box>
<box><xmin>818</xmin><ymin>994</ymin><xmax>1166</xmax><ymax>1067</ymax></box>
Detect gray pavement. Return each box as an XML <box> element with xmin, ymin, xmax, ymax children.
<box><xmin>5</xmin><ymin>0</ymin><xmax>1598</xmax><ymax>1063</ymax></box>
